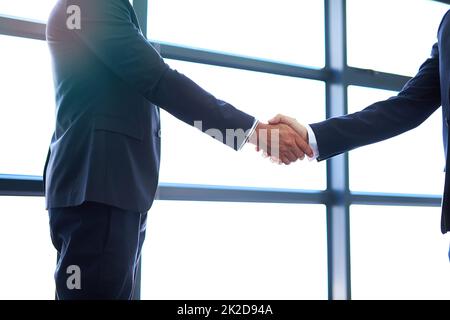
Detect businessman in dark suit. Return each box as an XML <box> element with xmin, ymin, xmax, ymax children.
<box><xmin>44</xmin><ymin>0</ymin><xmax>312</xmax><ymax>299</ymax></box>
<box><xmin>271</xmin><ymin>11</ymin><xmax>450</xmax><ymax>241</ymax></box>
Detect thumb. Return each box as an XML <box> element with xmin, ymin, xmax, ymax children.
<box><xmin>268</xmin><ymin>114</ymin><xmax>284</xmax><ymax>125</ymax></box>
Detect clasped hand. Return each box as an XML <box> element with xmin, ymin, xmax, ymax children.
<box><xmin>249</xmin><ymin>114</ymin><xmax>313</xmax><ymax>165</ymax></box>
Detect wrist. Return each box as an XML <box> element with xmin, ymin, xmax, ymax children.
<box><xmin>249</xmin><ymin>122</ymin><xmax>267</xmax><ymax>146</ymax></box>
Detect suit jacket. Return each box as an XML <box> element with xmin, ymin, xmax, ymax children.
<box><xmin>310</xmin><ymin>10</ymin><xmax>450</xmax><ymax>234</ymax></box>
<box><xmin>44</xmin><ymin>0</ymin><xmax>255</xmax><ymax>212</ymax></box>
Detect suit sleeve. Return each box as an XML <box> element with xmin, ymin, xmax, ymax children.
<box><xmin>310</xmin><ymin>43</ymin><xmax>441</xmax><ymax>161</ymax></box>
<box><xmin>72</xmin><ymin>0</ymin><xmax>255</xmax><ymax>150</ymax></box>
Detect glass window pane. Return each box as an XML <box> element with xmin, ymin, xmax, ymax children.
<box><xmin>351</xmin><ymin>205</ymin><xmax>450</xmax><ymax>300</ymax></box>
<box><xmin>0</xmin><ymin>0</ymin><xmax>57</xmax><ymax>22</ymax></box>
<box><xmin>348</xmin><ymin>86</ymin><xmax>444</xmax><ymax>195</ymax></box>
<box><xmin>141</xmin><ymin>201</ymin><xmax>327</xmax><ymax>299</ymax></box>
<box><xmin>347</xmin><ymin>0</ymin><xmax>449</xmax><ymax>76</ymax></box>
<box><xmin>0</xmin><ymin>36</ymin><xmax>55</xmax><ymax>176</ymax></box>
<box><xmin>148</xmin><ymin>0</ymin><xmax>325</xmax><ymax>67</ymax></box>
<box><xmin>0</xmin><ymin>197</ymin><xmax>55</xmax><ymax>300</ymax></box>
<box><xmin>160</xmin><ymin>59</ymin><xmax>326</xmax><ymax>190</ymax></box>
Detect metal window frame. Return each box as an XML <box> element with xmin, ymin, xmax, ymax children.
<box><xmin>0</xmin><ymin>0</ymin><xmax>448</xmax><ymax>300</ymax></box>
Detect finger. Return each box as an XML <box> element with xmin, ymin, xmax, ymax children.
<box><xmin>289</xmin><ymin>142</ymin><xmax>306</xmax><ymax>160</ymax></box>
<box><xmin>270</xmin><ymin>156</ymin><xmax>280</xmax><ymax>164</ymax></box>
<box><xmin>294</xmin><ymin>135</ymin><xmax>314</xmax><ymax>158</ymax></box>
<box><xmin>282</xmin><ymin>149</ymin><xmax>298</xmax><ymax>163</ymax></box>
<box><xmin>280</xmin><ymin>156</ymin><xmax>291</xmax><ymax>165</ymax></box>
<box><xmin>292</xmin><ymin>147</ymin><xmax>305</xmax><ymax>161</ymax></box>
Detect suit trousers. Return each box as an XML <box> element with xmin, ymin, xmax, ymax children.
<box><xmin>48</xmin><ymin>201</ymin><xmax>147</xmax><ymax>300</ymax></box>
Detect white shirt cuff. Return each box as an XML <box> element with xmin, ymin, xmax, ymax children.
<box><xmin>305</xmin><ymin>124</ymin><xmax>319</xmax><ymax>161</ymax></box>
<box><xmin>238</xmin><ymin>119</ymin><xmax>259</xmax><ymax>151</ymax></box>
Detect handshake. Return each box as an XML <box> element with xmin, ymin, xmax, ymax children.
<box><xmin>248</xmin><ymin>114</ymin><xmax>314</xmax><ymax>165</ymax></box>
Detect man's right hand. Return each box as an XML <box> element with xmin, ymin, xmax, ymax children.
<box><xmin>269</xmin><ymin>114</ymin><xmax>309</xmax><ymax>140</ymax></box>
<box><xmin>248</xmin><ymin>121</ymin><xmax>313</xmax><ymax>165</ymax></box>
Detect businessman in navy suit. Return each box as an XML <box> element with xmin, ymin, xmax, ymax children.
<box><xmin>44</xmin><ymin>0</ymin><xmax>312</xmax><ymax>299</ymax></box>
<box><xmin>271</xmin><ymin>11</ymin><xmax>450</xmax><ymax>242</ymax></box>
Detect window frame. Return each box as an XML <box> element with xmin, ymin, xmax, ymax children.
<box><xmin>0</xmin><ymin>0</ymin><xmax>448</xmax><ymax>300</ymax></box>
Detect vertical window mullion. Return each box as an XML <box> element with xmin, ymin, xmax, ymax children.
<box><xmin>324</xmin><ymin>0</ymin><xmax>352</xmax><ymax>300</ymax></box>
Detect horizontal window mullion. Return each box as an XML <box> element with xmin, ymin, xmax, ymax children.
<box><xmin>0</xmin><ymin>175</ymin><xmax>43</xmax><ymax>196</ymax></box>
<box><xmin>0</xmin><ymin>15</ymin><xmax>46</xmax><ymax>40</ymax></box>
<box><xmin>156</xmin><ymin>183</ymin><xmax>327</xmax><ymax>204</ymax></box>
<box><xmin>154</xmin><ymin>41</ymin><xmax>331</xmax><ymax>82</ymax></box>
<box><xmin>350</xmin><ymin>191</ymin><xmax>442</xmax><ymax>207</ymax></box>
<box><xmin>0</xmin><ymin>180</ymin><xmax>443</xmax><ymax>207</ymax></box>
<box><xmin>0</xmin><ymin>177</ymin><xmax>327</xmax><ymax>204</ymax></box>
<box><xmin>342</xmin><ymin>67</ymin><xmax>411</xmax><ymax>92</ymax></box>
